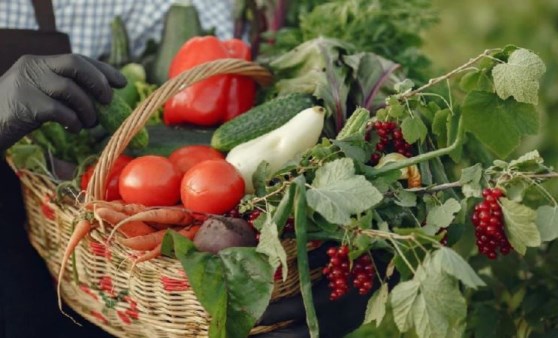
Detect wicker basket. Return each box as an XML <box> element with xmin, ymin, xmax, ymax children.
<box><xmin>11</xmin><ymin>59</ymin><xmax>322</xmax><ymax>338</ymax></box>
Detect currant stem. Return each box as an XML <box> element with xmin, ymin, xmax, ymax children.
<box><xmin>398</xmin><ymin>48</ymin><xmax>502</xmax><ymax>99</ymax></box>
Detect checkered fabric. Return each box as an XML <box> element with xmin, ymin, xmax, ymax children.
<box><xmin>0</xmin><ymin>0</ymin><xmax>235</xmax><ymax>59</ymax></box>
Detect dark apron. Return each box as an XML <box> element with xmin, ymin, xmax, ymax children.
<box><xmin>0</xmin><ymin>1</ymin><xmax>112</xmax><ymax>337</ymax></box>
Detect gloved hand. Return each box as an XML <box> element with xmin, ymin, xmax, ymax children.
<box><xmin>0</xmin><ymin>54</ymin><xmax>127</xmax><ymax>151</ymax></box>
<box><xmin>254</xmin><ymin>243</ymin><xmax>386</xmax><ymax>338</ymax></box>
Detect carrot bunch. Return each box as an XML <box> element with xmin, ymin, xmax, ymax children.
<box><xmin>56</xmin><ymin>200</ymin><xmax>201</xmax><ymax>315</ymax></box>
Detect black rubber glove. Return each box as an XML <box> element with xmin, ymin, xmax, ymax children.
<box><xmin>0</xmin><ymin>54</ymin><xmax>127</xmax><ymax>151</ymax></box>
<box><xmin>254</xmin><ymin>243</ymin><xmax>383</xmax><ymax>338</ymax></box>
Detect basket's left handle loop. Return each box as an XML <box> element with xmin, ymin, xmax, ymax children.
<box><xmin>86</xmin><ymin>58</ymin><xmax>272</xmax><ymax>202</ymax></box>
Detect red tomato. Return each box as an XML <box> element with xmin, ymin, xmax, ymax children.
<box><xmin>80</xmin><ymin>155</ymin><xmax>133</xmax><ymax>201</ymax></box>
<box><xmin>181</xmin><ymin>159</ymin><xmax>245</xmax><ymax>214</ymax></box>
<box><xmin>169</xmin><ymin>145</ymin><xmax>225</xmax><ymax>174</ymax></box>
<box><xmin>119</xmin><ymin>156</ymin><xmax>182</xmax><ymax>206</ymax></box>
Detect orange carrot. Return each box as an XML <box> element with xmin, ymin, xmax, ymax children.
<box><xmin>150</xmin><ymin>222</ymin><xmax>175</xmax><ymax>230</ymax></box>
<box><xmin>132</xmin><ymin>243</ymin><xmax>162</xmax><ymax>269</ymax></box>
<box><xmin>178</xmin><ymin>224</ymin><xmax>201</xmax><ymax>240</ymax></box>
<box><xmin>92</xmin><ymin>200</ymin><xmax>147</xmax><ymax>215</ymax></box>
<box><xmin>118</xmin><ymin>229</ymin><xmax>170</xmax><ymax>251</ymax></box>
<box><xmin>119</xmin><ymin>208</ymin><xmax>194</xmax><ymax>226</ymax></box>
<box><xmin>95</xmin><ymin>208</ymin><xmax>155</xmax><ymax>238</ymax></box>
<box><xmin>57</xmin><ymin>219</ymin><xmax>92</xmax><ymax>314</ymax></box>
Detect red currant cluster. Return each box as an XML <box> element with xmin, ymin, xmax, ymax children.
<box><xmin>322</xmin><ymin>245</ymin><xmax>375</xmax><ymax>300</ymax></box>
<box><xmin>472</xmin><ymin>188</ymin><xmax>512</xmax><ymax>259</ymax></box>
<box><xmin>368</xmin><ymin>121</ymin><xmax>414</xmax><ymax>165</ymax></box>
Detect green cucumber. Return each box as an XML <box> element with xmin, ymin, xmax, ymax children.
<box><xmin>96</xmin><ymin>95</ymin><xmax>148</xmax><ymax>149</ymax></box>
<box><xmin>108</xmin><ymin>16</ymin><xmax>130</xmax><ymax>68</ymax></box>
<box><xmin>126</xmin><ymin>124</ymin><xmax>215</xmax><ymax>157</ymax></box>
<box><xmin>211</xmin><ymin>93</ymin><xmax>315</xmax><ymax>152</ymax></box>
<box><xmin>114</xmin><ymin>63</ymin><xmax>146</xmax><ymax>108</ymax></box>
<box><xmin>150</xmin><ymin>2</ymin><xmax>202</xmax><ymax>85</ymax></box>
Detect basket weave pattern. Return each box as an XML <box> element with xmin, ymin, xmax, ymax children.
<box><xmin>13</xmin><ymin>59</ymin><xmax>322</xmax><ymax>338</ymax></box>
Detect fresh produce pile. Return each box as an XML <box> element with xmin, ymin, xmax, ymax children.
<box><xmin>8</xmin><ymin>1</ymin><xmax>558</xmax><ymax>337</ymax></box>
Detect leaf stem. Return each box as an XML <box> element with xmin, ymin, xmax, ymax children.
<box><xmin>389</xmin><ymin>237</ymin><xmax>416</xmax><ymax>275</ymax></box>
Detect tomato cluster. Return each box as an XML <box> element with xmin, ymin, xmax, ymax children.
<box><xmin>81</xmin><ymin>145</ymin><xmax>244</xmax><ymax>215</ymax></box>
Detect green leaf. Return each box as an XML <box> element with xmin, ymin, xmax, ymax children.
<box><xmin>343</xmin><ymin>52</ymin><xmax>399</xmax><ymax>111</ymax></box>
<box><xmin>500</xmin><ymin>198</ymin><xmax>541</xmax><ymax>255</ymax></box>
<box><xmin>459</xmin><ymin>164</ymin><xmax>483</xmax><ymax>198</ymax></box>
<box><xmin>492</xmin><ymin>48</ymin><xmax>546</xmax><ymax>105</ymax></box>
<box><xmin>508</xmin><ymin>150</ymin><xmax>544</xmax><ymax>172</ymax></box>
<box><xmin>394</xmin><ymin>79</ymin><xmax>415</xmax><ymax>94</ymax></box>
<box><xmin>332</xmin><ymin>140</ymin><xmax>367</xmax><ymax>163</ymax></box>
<box><xmin>253</xmin><ymin>161</ymin><xmax>271</xmax><ymax>197</ymax></box>
<box><xmin>462</xmin><ymin>91</ymin><xmax>539</xmax><ymax>158</ymax></box>
<box><xmin>8</xmin><ymin>144</ymin><xmax>47</xmax><ymax>174</ymax></box>
<box><xmin>164</xmin><ymin>231</ymin><xmax>274</xmax><ymax>338</ymax></box>
<box><xmin>536</xmin><ymin>206</ymin><xmax>558</xmax><ymax>242</ymax></box>
<box><xmin>391</xmin><ymin>264</ymin><xmax>467</xmax><ymax>338</ymax></box>
<box><xmin>431</xmin><ymin>247</ymin><xmax>485</xmax><ymax>289</ymax></box>
<box><xmin>256</xmin><ymin>214</ymin><xmax>288</xmax><ymax>282</ymax></box>
<box><xmin>425</xmin><ymin>199</ymin><xmax>461</xmax><ymax>234</ymax></box>
<box><xmin>390</xmin><ymin>278</ymin><xmax>420</xmax><ymax>331</ymax></box>
<box><xmin>365</xmin><ymin>283</ymin><xmax>389</xmax><ymax>326</ymax></box>
<box><xmin>393</xmin><ymin>189</ymin><xmax>417</xmax><ymax>207</ymax></box>
<box><xmin>459</xmin><ymin>69</ymin><xmax>494</xmax><ymax>93</ymax></box>
<box><xmin>307</xmin><ymin>158</ymin><xmax>383</xmax><ymax>224</ymax></box>
<box><xmin>432</xmin><ymin>109</ymin><xmax>450</xmax><ymax>146</ymax></box>
<box><xmin>401</xmin><ymin>116</ymin><xmax>427</xmax><ymax>144</ymax></box>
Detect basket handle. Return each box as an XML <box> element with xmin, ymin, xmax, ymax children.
<box><xmin>86</xmin><ymin>58</ymin><xmax>272</xmax><ymax>202</ymax></box>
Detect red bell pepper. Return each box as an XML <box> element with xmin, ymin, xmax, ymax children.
<box><xmin>163</xmin><ymin>36</ymin><xmax>256</xmax><ymax>126</ymax></box>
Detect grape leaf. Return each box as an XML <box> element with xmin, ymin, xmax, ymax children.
<box><xmin>391</xmin><ymin>265</ymin><xmax>467</xmax><ymax>338</ymax></box>
<box><xmin>365</xmin><ymin>283</ymin><xmax>389</xmax><ymax>326</ymax></box>
<box><xmin>307</xmin><ymin>158</ymin><xmax>383</xmax><ymax>224</ymax></box>
<box><xmin>459</xmin><ymin>164</ymin><xmax>483</xmax><ymax>198</ymax></box>
<box><xmin>500</xmin><ymin>198</ymin><xmax>541</xmax><ymax>255</ymax></box>
<box><xmin>425</xmin><ymin>199</ymin><xmax>461</xmax><ymax>234</ymax></box>
<box><xmin>431</xmin><ymin>247</ymin><xmax>485</xmax><ymax>289</ymax></box>
<box><xmin>256</xmin><ymin>214</ymin><xmax>288</xmax><ymax>282</ymax></box>
<box><xmin>492</xmin><ymin>48</ymin><xmax>546</xmax><ymax>105</ymax></box>
<box><xmin>462</xmin><ymin>91</ymin><xmax>539</xmax><ymax>158</ymax></box>
<box><xmin>401</xmin><ymin>116</ymin><xmax>427</xmax><ymax>144</ymax></box>
<box><xmin>536</xmin><ymin>206</ymin><xmax>558</xmax><ymax>242</ymax></box>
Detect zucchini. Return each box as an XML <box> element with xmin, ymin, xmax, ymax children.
<box><xmin>108</xmin><ymin>16</ymin><xmax>130</xmax><ymax>68</ymax></box>
<box><xmin>114</xmin><ymin>63</ymin><xmax>146</xmax><ymax>108</ymax></box>
<box><xmin>211</xmin><ymin>93</ymin><xmax>315</xmax><ymax>152</ymax></box>
<box><xmin>96</xmin><ymin>95</ymin><xmax>148</xmax><ymax>149</ymax></box>
<box><xmin>127</xmin><ymin>124</ymin><xmax>215</xmax><ymax>157</ymax></box>
<box><xmin>149</xmin><ymin>2</ymin><xmax>202</xmax><ymax>85</ymax></box>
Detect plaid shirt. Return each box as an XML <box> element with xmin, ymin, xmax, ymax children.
<box><xmin>0</xmin><ymin>0</ymin><xmax>235</xmax><ymax>59</ymax></box>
